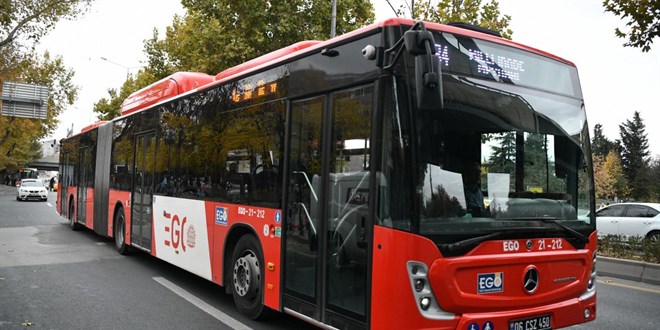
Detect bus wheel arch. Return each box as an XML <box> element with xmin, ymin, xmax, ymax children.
<box><xmin>113</xmin><ymin>204</ymin><xmax>130</xmax><ymax>255</ymax></box>
<box><xmin>225</xmin><ymin>226</ymin><xmax>266</xmax><ymax>319</ymax></box>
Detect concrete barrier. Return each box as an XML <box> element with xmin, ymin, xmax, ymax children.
<box><xmin>598</xmin><ymin>256</ymin><xmax>660</xmax><ymax>285</ymax></box>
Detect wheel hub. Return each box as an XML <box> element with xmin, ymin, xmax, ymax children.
<box><xmin>233</xmin><ymin>252</ymin><xmax>260</xmax><ymax>298</ymax></box>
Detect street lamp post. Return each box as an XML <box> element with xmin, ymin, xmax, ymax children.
<box><xmin>331</xmin><ymin>0</ymin><xmax>337</xmax><ymax>38</ymax></box>
<box><xmin>100</xmin><ymin>57</ymin><xmax>139</xmax><ymax>79</ymax></box>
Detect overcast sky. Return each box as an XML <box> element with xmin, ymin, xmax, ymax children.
<box><xmin>38</xmin><ymin>0</ymin><xmax>660</xmax><ymax>156</ymax></box>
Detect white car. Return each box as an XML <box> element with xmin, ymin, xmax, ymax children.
<box><xmin>16</xmin><ymin>179</ymin><xmax>49</xmax><ymax>201</ymax></box>
<box><xmin>596</xmin><ymin>203</ymin><xmax>660</xmax><ymax>242</ymax></box>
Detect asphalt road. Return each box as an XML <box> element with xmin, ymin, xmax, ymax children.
<box><xmin>1</xmin><ymin>184</ymin><xmax>659</xmax><ymax>329</ymax></box>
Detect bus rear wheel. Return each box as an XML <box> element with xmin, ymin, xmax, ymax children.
<box><xmin>114</xmin><ymin>208</ymin><xmax>130</xmax><ymax>255</ymax></box>
<box><xmin>230</xmin><ymin>235</ymin><xmax>265</xmax><ymax>319</ymax></box>
<box><xmin>68</xmin><ymin>201</ymin><xmax>78</xmax><ymax>231</ymax></box>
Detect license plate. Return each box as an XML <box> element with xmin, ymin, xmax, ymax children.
<box><xmin>509</xmin><ymin>314</ymin><xmax>552</xmax><ymax>330</ymax></box>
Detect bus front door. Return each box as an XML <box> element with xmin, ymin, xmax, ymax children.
<box><xmin>131</xmin><ymin>132</ymin><xmax>156</xmax><ymax>250</ymax></box>
<box><xmin>284</xmin><ymin>86</ymin><xmax>373</xmax><ymax>329</ymax></box>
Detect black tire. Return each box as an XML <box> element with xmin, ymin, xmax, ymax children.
<box><xmin>230</xmin><ymin>235</ymin><xmax>265</xmax><ymax>319</ymax></box>
<box><xmin>16</xmin><ymin>196</ymin><xmax>20</xmax><ymax>201</ymax></box>
<box><xmin>68</xmin><ymin>200</ymin><xmax>79</xmax><ymax>231</ymax></box>
<box><xmin>647</xmin><ymin>231</ymin><xmax>660</xmax><ymax>244</ymax></box>
<box><xmin>114</xmin><ymin>208</ymin><xmax>131</xmax><ymax>255</ymax></box>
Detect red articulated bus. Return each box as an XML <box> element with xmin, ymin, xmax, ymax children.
<box><xmin>57</xmin><ymin>18</ymin><xmax>597</xmax><ymax>329</ymax></box>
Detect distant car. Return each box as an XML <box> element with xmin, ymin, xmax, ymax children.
<box><xmin>596</xmin><ymin>203</ymin><xmax>660</xmax><ymax>242</ymax></box>
<box><xmin>16</xmin><ymin>179</ymin><xmax>48</xmax><ymax>201</ymax></box>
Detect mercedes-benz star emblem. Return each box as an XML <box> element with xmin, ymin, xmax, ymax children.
<box><xmin>523</xmin><ymin>267</ymin><xmax>539</xmax><ymax>293</ymax></box>
<box><xmin>526</xmin><ymin>240</ymin><xmax>533</xmax><ymax>250</ymax></box>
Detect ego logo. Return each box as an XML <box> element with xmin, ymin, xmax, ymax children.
<box><xmin>478</xmin><ymin>272</ymin><xmax>503</xmax><ymax>294</ymax></box>
<box><xmin>164</xmin><ymin>211</ymin><xmax>191</xmax><ymax>252</ymax></box>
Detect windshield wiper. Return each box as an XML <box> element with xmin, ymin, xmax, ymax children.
<box><xmin>439</xmin><ymin>232</ymin><xmax>503</xmax><ymax>255</ymax></box>
<box><xmin>499</xmin><ymin>217</ymin><xmax>589</xmax><ymax>244</ymax></box>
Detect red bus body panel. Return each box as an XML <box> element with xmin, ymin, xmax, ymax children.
<box><xmin>84</xmin><ymin>187</ymin><xmax>94</xmax><ymax>230</ymax></box>
<box><xmin>107</xmin><ymin>189</ymin><xmax>131</xmax><ymax>242</ymax></box>
<box><xmin>371</xmin><ymin>226</ymin><xmax>596</xmax><ymax>329</ymax></box>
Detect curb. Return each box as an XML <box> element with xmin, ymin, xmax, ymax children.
<box><xmin>597</xmin><ymin>256</ymin><xmax>660</xmax><ymax>285</ymax></box>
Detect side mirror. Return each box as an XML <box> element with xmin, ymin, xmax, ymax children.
<box><xmin>415</xmin><ymin>54</ymin><xmax>442</xmax><ymax>110</ymax></box>
<box><xmin>404</xmin><ymin>30</ymin><xmax>443</xmax><ymax>110</ymax></box>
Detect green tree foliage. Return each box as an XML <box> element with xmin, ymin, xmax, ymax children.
<box><xmin>93</xmin><ymin>0</ymin><xmax>374</xmax><ymax>120</ymax></box>
<box><xmin>487</xmin><ymin>132</ymin><xmax>516</xmax><ymax>173</ymax></box>
<box><xmin>146</xmin><ymin>0</ymin><xmax>374</xmax><ymax>75</ymax></box>
<box><xmin>0</xmin><ymin>0</ymin><xmax>86</xmax><ymax>171</ymax></box>
<box><xmin>593</xmin><ymin>154</ymin><xmax>606</xmax><ymax>199</ymax></box>
<box><xmin>591</xmin><ymin>123</ymin><xmax>616</xmax><ymax>157</ymax></box>
<box><xmin>398</xmin><ymin>0</ymin><xmax>513</xmax><ymax>39</ymax></box>
<box><xmin>0</xmin><ymin>52</ymin><xmax>78</xmax><ymax>170</ymax></box>
<box><xmin>603</xmin><ymin>0</ymin><xmax>660</xmax><ymax>52</ymax></box>
<box><xmin>601</xmin><ymin>150</ymin><xmax>629</xmax><ymax>199</ymax></box>
<box><xmin>0</xmin><ymin>0</ymin><xmax>90</xmax><ymax>49</ymax></box>
<box><xmin>93</xmin><ymin>70</ymin><xmax>158</xmax><ymax>120</ymax></box>
<box><xmin>647</xmin><ymin>156</ymin><xmax>660</xmax><ymax>202</ymax></box>
<box><xmin>619</xmin><ymin>111</ymin><xmax>650</xmax><ymax>200</ymax></box>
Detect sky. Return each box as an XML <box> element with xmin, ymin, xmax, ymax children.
<box><xmin>38</xmin><ymin>0</ymin><xmax>660</xmax><ymax>156</ymax></box>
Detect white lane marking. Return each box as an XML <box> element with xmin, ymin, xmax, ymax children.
<box><xmin>153</xmin><ymin>276</ymin><xmax>252</xmax><ymax>330</ymax></box>
<box><xmin>47</xmin><ymin>203</ymin><xmax>53</xmax><ymax>207</ymax></box>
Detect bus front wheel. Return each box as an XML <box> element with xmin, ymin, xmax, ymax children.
<box><xmin>230</xmin><ymin>234</ymin><xmax>265</xmax><ymax>319</ymax></box>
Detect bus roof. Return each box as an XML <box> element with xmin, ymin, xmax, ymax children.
<box><xmin>120</xmin><ymin>72</ymin><xmax>215</xmax><ymax>116</ymax></box>
<box><xmin>80</xmin><ymin>121</ymin><xmax>108</xmax><ymax>133</ymax></box>
<box><xmin>111</xmin><ymin>18</ymin><xmax>575</xmax><ymax>120</ymax></box>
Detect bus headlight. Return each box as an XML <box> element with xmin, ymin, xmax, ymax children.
<box><xmin>580</xmin><ymin>250</ymin><xmax>597</xmax><ymax>300</ymax></box>
<box><xmin>420</xmin><ymin>297</ymin><xmax>432</xmax><ymax>310</ymax></box>
<box><xmin>407</xmin><ymin>261</ymin><xmax>454</xmax><ymax>320</ymax></box>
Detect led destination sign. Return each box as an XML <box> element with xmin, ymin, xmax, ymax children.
<box><xmin>433</xmin><ymin>31</ymin><xmax>581</xmax><ymax>98</ymax></box>
<box><xmin>435</xmin><ymin>44</ymin><xmax>526</xmax><ymax>82</ymax></box>
<box><xmin>231</xmin><ymin>79</ymin><xmax>278</xmax><ymax>104</ymax></box>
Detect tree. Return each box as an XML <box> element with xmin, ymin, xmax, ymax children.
<box><xmin>487</xmin><ymin>132</ymin><xmax>516</xmax><ymax>189</ymax></box>
<box><xmin>92</xmin><ymin>0</ymin><xmax>375</xmax><ymax>120</ymax></box>
<box><xmin>0</xmin><ymin>0</ymin><xmax>90</xmax><ymax>48</ymax></box>
<box><xmin>93</xmin><ymin>70</ymin><xmax>158</xmax><ymax>120</ymax></box>
<box><xmin>601</xmin><ymin>150</ymin><xmax>629</xmax><ymax>200</ymax></box>
<box><xmin>619</xmin><ymin>111</ymin><xmax>650</xmax><ymax>199</ymax></box>
<box><xmin>592</xmin><ymin>123</ymin><xmax>616</xmax><ymax>157</ymax></box>
<box><xmin>146</xmin><ymin>0</ymin><xmax>374</xmax><ymax>75</ymax></box>
<box><xmin>603</xmin><ymin>0</ymin><xmax>660</xmax><ymax>52</ymax></box>
<box><xmin>0</xmin><ymin>0</ymin><xmax>90</xmax><ymax>75</ymax></box>
<box><xmin>593</xmin><ymin>154</ymin><xmax>607</xmax><ymax>199</ymax></box>
<box><xmin>0</xmin><ymin>52</ymin><xmax>78</xmax><ymax>171</ymax></box>
<box><xmin>0</xmin><ymin>0</ymin><xmax>86</xmax><ymax>171</ymax></box>
<box><xmin>647</xmin><ymin>156</ymin><xmax>660</xmax><ymax>202</ymax></box>
<box><xmin>394</xmin><ymin>0</ymin><xmax>513</xmax><ymax>39</ymax></box>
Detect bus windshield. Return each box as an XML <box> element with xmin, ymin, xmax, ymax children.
<box><xmin>421</xmin><ymin>81</ymin><xmax>592</xmax><ymax>245</ymax></box>
<box><xmin>380</xmin><ymin>36</ymin><xmax>594</xmax><ymax>250</ymax></box>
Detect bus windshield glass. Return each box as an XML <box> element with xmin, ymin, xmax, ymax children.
<box><xmin>380</xmin><ymin>32</ymin><xmax>594</xmax><ymax>248</ymax></box>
